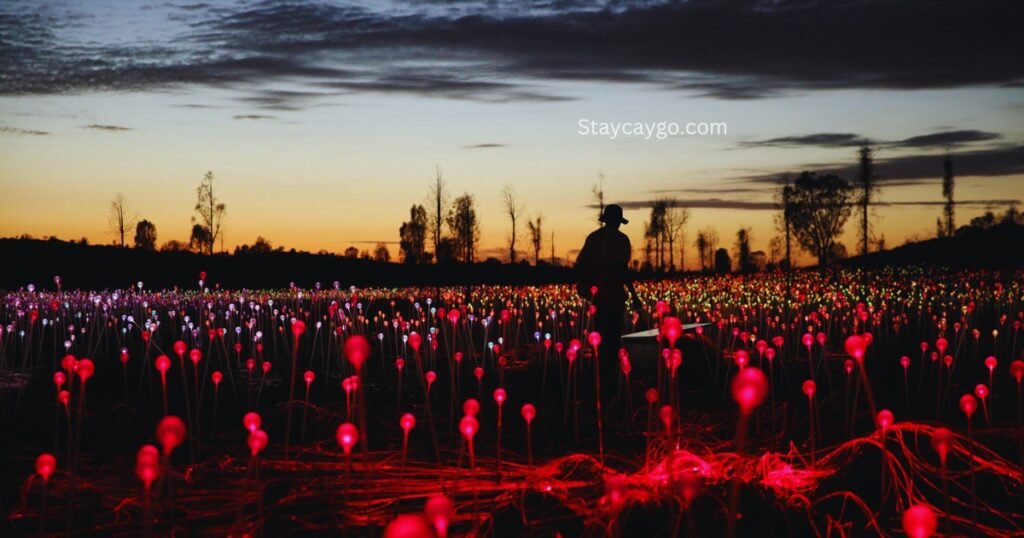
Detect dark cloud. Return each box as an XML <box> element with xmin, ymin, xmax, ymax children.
<box><xmin>232</xmin><ymin>114</ymin><xmax>275</xmax><ymax>120</ymax></box>
<box><xmin>83</xmin><ymin>124</ymin><xmax>132</xmax><ymax>131</ymax></box>
<box><xmin>740</xmin><ymin>133</ymin><xmax>872</xmax><ymax>149</ymax></box>
<box><xmin>890</xmin><ymin>130</ymin><xmax>1001</xmax><ymax>148</ymax></box>
<box><xmin>603</xmin><ymin>197</ymin><xmax>1020</xmax><ymax>212</ymax></box>
<box><xmin>1</xmin><ymin>1</ymin><xmax>1020</xmax><ymax>102</ymax></box>
<box><xmin>0</xmin><ymin>125</ymin><xmax>49</xmax><ymax>136</ymax></box>
<box><xmin>463</xmin><ymin>143</ymin><xmax>505</xmax><ymax>149</ymax></box>
<box><xmin>744</xmin><ymin>145</ymin><xmax>1024</xmax><ymax>184</ymax></box>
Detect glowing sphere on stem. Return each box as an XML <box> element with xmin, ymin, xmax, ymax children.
<box><xmin>645</xmin><ymin>388</ymin><xmax>659</xmax><ymax>404</ymax></box>
<box><xmin>262</xmin><ymin>361</ymin><xmax>272</xmax><ymax>374</ymax></box>
<box><xmin>959</xmin><ymin>394</ymin><xmax>977</xmax><ymax>418</ymax></box>
<box><xmin>244</xmin><ymin>412</ymin><xmax>262</xmax><ymax>432</ymax></box>
<box><xmin>120</xmin><ymin>348</ymin><xmax>130</xmax><ymax>364</ymax></box>
<box><xmin>733</xmin><ymin>349</ymin><xmax>749</xmax><ymax>369</ymax></box>
<box><xmin>764</xmin><ymin>348</ymin><xmax>776</xmax><ymax>362</ymax></box>
<box><xmin>731</xmin><ymin>367</ymin><xmax>768</xmax><ymax>414</ymax></box>
<box><xmin>521</xmin><ymin>403</ymin><xmax>536</xmax><ymax>424</ymax></box>
<box><xmin>61</xmin><ymin>354</ymin><xmax>76</xmax><ymax>373</ymax></box>
<box><xmin>36</xmin><ymin>453</ymin><xmax>56</xmax><ymax>482</ymax></box>
<box><xmin>801</xmin><ymin>380</ymin><xmax>816</xmax><ymax>399</ymax></box>
<box><xmin>844</xmin><ymin>335</ymin><xmax>866</xmax><ymax>361</ymax></box>
<box><xmin>902</xmin><ymin>504</ymin><xmax>938</xmax><ymax>538</ymax></box>
<box><xmin>659</xmin><ymin>405</ymin><xmax>674</xmax><ymax>430</ymax></box>
<box><xmin>493</xmin><ymin>388</ymin><xmax>507</xmax><ymax>405</ymax></box>
<box><xmin>930</xmin><ymin>427</ymin><xmax>953</xmax><ymax>460</ymax></box>
<box><xmin>462</xmin><ymin>398</ymin><xmax>480</xmax><ymax>417</ymax></box>
<box><xmin>655</xmin><ymin>300</ymin><xmax>669</xmax><ymax>316</ymax></box>
<box><xmin>900</xmin><ymin>356</ymin><xmax>910</xmax><ymax>370</ymax></box>
<box><xmin>935</xmin><ymin>337</ymin><xmax>948</xmax><ymax>353</ymax></box>
<box><xmin>984</xmin><ymin>356</ymin><xmax>997</xmax><ymax>373</ymax></box>
<box><xmin>345</xmin><ymin>335</ymin><xmax>370</xmax><ymax>371</ymax></box>
<box><xmin>384</xmin><ymin>514</ymin><xmax>432</xmax><ymax>538</ymax></box>
<box><xmin>53</xmin><ymin>371</ymin><xmax>66</xmax><ymax>389</ymax></box>
<box><xmin>877</xmin><ymin>409</ymin><xmax>894</xmax><ymax>432</ymax></box>
<box><xmin>473</xmin><ymin>367</ymin><xmax>484</xmax><ymax>381</ymax></box>
<box><xmin>844</xmin><ymin>359</ymin><xmax>855</xmax><ymax>375</ymax></box>
<box><xmin>395</xmin><ymin>358</ymin><xmax>405</xmax><ymax>371</ymax></box>
<box><xmin>425</xmin><ymin>371</ymin><xmax>437</xmax><ymax>389</ymax></box>
<box><xmin>211</xmin><ymin>371</ymin><xmax>223</xmax><ymax>386</ymax></box>
<box><xmin>1012</xmin><ymin>360</ymin><xmax>1024</xmax><ymax>383</ymax></box>
<box><xmin>135</xmin><ymin>445</ymin><xmax>160</xmax><ymax>488</ymax></box>
<box><xmin>459</xmin><ymin>415</ymin><xmax>479</xmax><ymax>440</ymax></box>
<box><xmin>974</xmin><ymin>384</ymin><xmax>989</xmax><ymax>401</ymax></box>
<box><xmin>58</xmin><ymin>390</ymin><xmax>70</xmax><ymax>406</ymax></box>
<box><xmin>304</xmin><ymin>370</ymin><xmax>315</xmax><ymax>386</ymax></box>
<box><xmin>291</xmin><ymin>319</ymin><xmax>306</xmax><ymax>337</ymax></box>
<box><xmin>247</xmin><ymin>429</ymin><xmax>268</xmax><ymax>457</ymax></box>
<box><xmin>407</xmin><ymin>332</ymin><xmax>422</xmax><ymax>352</ymax></box>
<box><xmin>424</xmin><ymin>494</ymin><xmax>455</xmax><ymax>538</ymax></box>
<box><xmin>587</xmin><ymin>331</ymin><xmax>602</xmax><ymax>349</ymax></box>
<box><xmin>661</xmin><ymin>317</ymin><xmax>682</xmax><ymax>346</ymax></box>
<box><xmin>400</xmin><ymin>413</ymin><xmax>416</xmax><ymax>433</ymax></box>
<box><xmin>189</xmin><ymin>348</ymin><xmax>202</xmax><ymax>365</ymax></box>
<box><xmin>155</xmin><ymin>355</ymin><xmax>171</xmax><ymax>375</ymax></box>
<box><xmin>802</xmin><ymin>333</ymin><xmax>814</xmax><ymax>348</ymax></box>
<box><xmin>173</xmin><ymin>340</ymin><xmax>187</xmax><ymax>357</ymax></box>
<box><xmin>336</xmin><ymin>422</ymin><xmax>359</xmax><ymax>455</ymax></box>
<box><xmin>157</xmin><ymin>416</ymin><xmax>187</xmax><ymax>456</ymax></box>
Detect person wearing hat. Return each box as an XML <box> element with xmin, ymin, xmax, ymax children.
<box><xmin>575</xmin><ymin>204</ymin><xmax>638</xmax><ymax>404</ymax></box>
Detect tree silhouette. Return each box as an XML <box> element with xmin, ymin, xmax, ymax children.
<box><xmin>713</xmin><ymin>248</ymin><xmax>731</xmax><ymax>274</ymax></box>
<box><xmin>527</xmin><ymin>215</ymin><xmax>544</xmax><ymax>265</ymax></box>
<box><xmin>192</xmin><ymin>171</ymin><xmax>226</xmax><ymax>255</ymax></box>
<box><xmin>695</xmin><ymin>230</ymin><xmax>708</xmax><ymax>271</ymax></box>
<box><xmin>189</xmin><ymin>223</ymin><xmax>212</xmax><ymax>253</ymax></box>
<box><xmin>773</xmin><ymin>174</ymin><xmax>794</xmax><ymax>270</ymax></box>
<box><xmin>502</xmin><ymin>184</ymin><xmax>523</xmax><ymax>263</ymax></box>
<box><xmin>108</xmin><ymin>193</ymin><xmax>137</xmax><ymax>247</ymax></box>
<box><xmin>133</xmin><ymin>219</ymin><xmax>157</xmax><ymax>250</ymax></box>
<box><xmin>647</xmin><ymin>200</ymin><xmax>667</xmax><ymax>270</ymax></box>
<box><xmin>426</xmin><ymin>167</ymin><xmax>449</xmax><ymax>261</ymax></box>
<box><xmin>447</xmin><ymin>193</ymin><xmax>480</xmax><ymax>263</ymax></box>
<box><xmin>663</xmin><ymin>198</ymin><xmax>690</xmax><ymax>271</ymax></box>
<box><xmin>372</xmin><ymin>243</ymin><xmax>391</xmax><ymax>262</ymax></box>
<box><xmin>856</xmin><ymin>146</ymin><xmax>877</xmax><ymax>257</ymax></box>
<box><xmin>735</xmin><ymin>227</ymin><xmax>752</xmax><ymax>273</ymax></box>
<box><xmin>695</xmin><ymin>226</ymin><xmax>719</xmax><ymax>271</ymax></box>
<box><xmin>788</xmin><ymin>172</ymin><xmax>853</xmax><ymax>266</ymax></box>
<box><xmin>343</xmin><ymin>246</ymin><xmax>359</xmax><ymax>258</ymax></box>
<box><xmin>399</xmin><ymin>204</ymin><xmax>429</xmax><ymax>263</ymax></box>
<box><xmin>592</xmin><ymin>172</ymin><xmax>605</xmax><ymax>223</ymax></box>
<box><xmin>942</xmin><ymin>154</ymin><xmax>955</xmax><ymax>237</ymax></box>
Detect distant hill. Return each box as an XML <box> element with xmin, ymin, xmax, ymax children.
<box><xmin>841</xmin><ymin>221</ymin><xmax>1024</xmax><ymax>268</ymax></box>
<box><xmin>0</xmin><ymin>238</ymin><xmax>574</xmax><ymax>291</ymax></box>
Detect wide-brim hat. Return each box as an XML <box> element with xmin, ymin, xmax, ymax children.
<box><xmin>599</xmin><ymin>204</ymin><xmax>629</xmax><ymax>224</ymax></box>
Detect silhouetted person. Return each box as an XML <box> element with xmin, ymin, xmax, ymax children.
<box><xmin>576</xmin><ymin>204</ymin><xmax>637</xmax><ymax>403</ymax></box>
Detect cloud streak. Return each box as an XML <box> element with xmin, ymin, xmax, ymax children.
<box><xmin>0</xmin><ymin>125</ymin><xmax>49</xmax><ymax>136</ymax></box>
<box><xmin>83</xmin><ymin>124</ymin><xmax>132</xmax><ymax>131</ymax></box>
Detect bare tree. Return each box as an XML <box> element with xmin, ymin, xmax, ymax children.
<box><xmin>108</xmin><ymin>193</ymin><xmax>137</xmax><ymax>247</ymax></box>
<box><xmin>426</xmin><ymin>167</ymin><xmax>450</xmax><ymax>260</ymax></box>
<box><xmin>502</xmin><ymin>184</ymin><xmax>523</xmax><ymax>262</ymax></box>
<box><xmin>527</xmin><ymin>215</ymin><xmax>544</xmax><ymax>265</ymax></box>
<box><xmin>773</xmin><ymin>174</ymin><xmax>794</xmax><ymax>270</ymax></box>
<box><xmin>192</xmin><ymin>171</ymin><xmax>226</xmax><ymax>255</ymax></box>
<box><xmin>662</xmin><ymin>198</ymin><xmax>690</xmax><ymax>271</ymax></box>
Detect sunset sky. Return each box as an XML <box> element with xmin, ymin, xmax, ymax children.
<box><xmin>2</xmin><ymin>0</ymin><xmax>1022</xmax><ymax>267</ymax></box>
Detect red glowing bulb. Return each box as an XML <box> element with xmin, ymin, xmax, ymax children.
<box><xmin>459</xmin><ymin>415</ymin><xmax>479</xmax><ymax>439</ymax></box>
<box><xmin>731</xmin><ymin>367</ymin><xmax>768</xmax><ymax>414</ymax></box>
<box><xmin>493</xmin><ymin>388</ymin><xmax>507</xmax><ymax>405</ymax></box>
<box><xmin>844</xmin><ymin>335</ymin><xmax>866</xmax><ymax>361</ymax></box>
<box><xmin>645</xmin><ymin>388</ymin><xmax>659</xmax><ymax>404</ymax></box>
<box><xmin>802</xmin><ymin>333</ymin><xmax>814</xmax><ymax>348</ymax></box>
<box><xmin>58</xmin><ymin>390</ymin><xmax>70</xmax><ymax>406</ymax></box>
<box><xmin>304</xmin><ymin>370</ymin><xmax>315</xmax><ymax>385</ymax></box>
<box><xmin>521</xmin><ymin>403</ymin><xmax>536</xmax><ymax>423</ymax></box>
<box><xmin>400</xmin><ymin>413</ymin><xmax>416</xmax><ymax>433</ymax></box>
<box><xmin>120</xmin><ymin>348</ymin><xmax>130</xmax><ymax>364</ymax></box>
<box><xmin>35</xmin><ymin>453</ymin><xmax>56</xmax><ymax>482</ymax></box>
<box><xmin>844</xmin><ymin>359</ymin><xmax>855</xmax><ymax>375</ymax></box>
<box><xmin>1012</xmin><ymin>360</ymin><xmax>1024</xmax><ymax>383</ymax></box>
<box><xmin>395</xmin><ymin>358</ymin><xmax>405</xmax><ymax>371</ymax></box>
<box><xmin>974</xmin><ymin>384</ymin><xmax>988</xmax><ymax>400</ymax></box>
<box><xmin>425</xmin><ymin>371</ymin><xmax>437</xmax><ymax>387</ymax></box>
<box><xmin>262</xmin><ymin>361</ymin><xmax>272</xmax><ymax>374</ymax></box>
<box><xmin>462</xmin><ymin>398</ymin><xmax>480</xmax><ymax>417</ymax></box>
<box><xmin>655</xmin><ymin>300</ymin><xmax>669</xmax><ymax>315</ymax></box>
<box><xmin>156</xmin><ymin>416</ymin><xmax>187</xmax><ymax>456</ymax></box>
<box><xmin>959</xmin><ymin>394</ymin><xmax>977</xmax><ymax>417</ymax></box>
<box><xmin>902</xmin><ymin>504</ymin><xmax>938</xmax><ymax>538</ymax></box>
<box><xmin>764</xmin><ymin>348</ymin><xmax>776</xmax><ymax>362</ymax></box>
<box><xmin>877</xmin><ymin>409</ymin><xmax>894</xmax><ymax>431</ymax></box>
<box><xmin>75</xmin><ymin>358</ymin><xmax>94</xmax><ymax>382</ymax></box>
<box><xmin>135</xmin><ymin>445</ymin><xmax>160</xmax><ymax>488</ymax></box>
<box><xmin>344</xmin><ymin>335</ymin><xmax>370</xmax><ymax>371</ymax></box>
<box><xmin>173</xmin><ymin>340</ymin><xmax>187</xmax><ymax>357</ymax></box>
<box><xmin>384</xmin><ymin>515</ymin><xmax>432</xmax><ymax>538</ymax></box>
<box><xmin>661</xmin><ymin>317</ymin><xmax>682</xmax><ymax>345</ymax></box>
<box><xmin>801</xmin><ymin>379</ymin><xmax>816</xmax><ymax>399</ymax></box>
<box><xmin>53</xmin><ymin>371</ymin><xmax>66</xmax><ymax>388</ymax></box>
<box><xmin>984</xmin><ymin>356</ymin><xmax>997</xmax><ymax>372</ymax></box>
<box><xmin>900</xmin><ymin>356</ymin><xmax>910</xmax><ymax>369</ymax></box>
<box><xmin>291</xmin><ymin>319</ymin><xmax>306</xmax><ymax>337</ymax></box>
<box><xmin>587</xmin><ymin>331</ymin><xmax>602</xmax><ymax>349</ymax></box>
<box><xmin>733</xmin><ymin>349</ymin><xmax>749</xmax><ymax>369</ymax></box>
<box><xmin>424</xmin><ymin>494</ymin><xmax>455</xmax><ymax>538</ymax></box>
<box><xmin>247</xmin><ymin>429</ymin><xmax>268</xmax><ymax>457</ymax></box>
<box><xmin>189</xmin><ymin>348</ymin><xmax>202</xmax><ymax>365</ymax></box>
<box><xmin>155</xmin><ymin>355</ymin><xmax>170</xmax><ymax>374</ymax></box>
<box><xmin>473</xmin><ymin>367</ymin><xmax>484</xmax><ymax>381</ymax></box>
<box><xmin>930</xmin><ymin>427</ymin><xmax>953</xmax><ymax>460</ymax></box>
<box><xmin>935</xmin><ymin>337</ymin><xmax>948</xmax><ymax>353</ymax></box>
<box><xmin>407</xmin><ymin>332</ymin><xmax>422</xmax><ymax>352</ymax></box>
<box><xmin>211</xmin><ymin>371</ymin><xmax>223</xmax><ymax>386</ymax></box>
<box><xmin>336</xmin><ymin>422</ymin><xmax>359</xmax><ymax>454</ymax></box>
<box><xmin>659</xmin><ymin>405</ymin><xmax>674</xmax><ymax>429</ymax></box>
<box><xmin>243</xmin><ymin>411</ymin><xmax>262</xmax><ymax>432</ymax></box>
